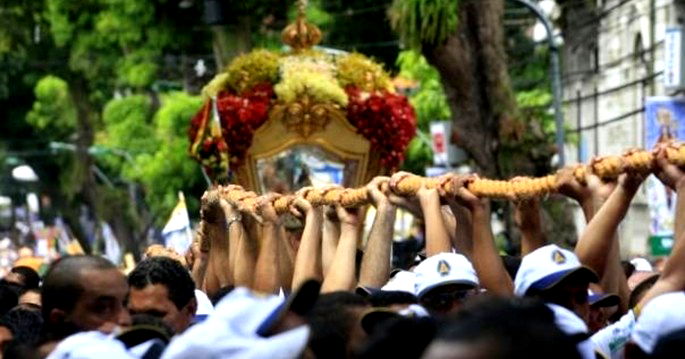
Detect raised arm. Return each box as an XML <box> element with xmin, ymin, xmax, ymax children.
<box><xmin>455</xmin><ymin>178</ymin><xmax>513</xmax><ymax>295</ymax></box>
<box><xmin>188</xmin><ymin>229</ymin><xmax>210</xmax><ymax>291</ymax></box>
<box><xmin>359</xmin><ymin>177</ymin><xmax>397</xmax><ymax>288</ymax></box>
<box><xmin>321</xmin><ymin>206</ymin><xmax>340</xmax><ymax>278</ymax></box>
<box><xmin>291</xmin><ymin>195</ymin><xmax>324</xmax><ymax>289</ymax></box>
<box><xmin>252</xmin><ymin>195</ymin><xmax>283</xmax><ymax>294</ymax></box>
<box><xmin>574</xmin><ymin>172</ymin><xmax>643</xmax><ymax>280</ymax></box>
<box><xmin>514</xmin><ymin>197</ymin><xmax>546</xmax><ymax>256</ymax></box>
<box><xmin>199</xmin><ymin>190</ymin><xmax>232</xmax><ymax>297</ymax></box>
<box><xmin>638</xmin><ymin>146</ymin><xmax>685</xmax><ymax>308</ymax></box>
<box><xmin>321</xmin><ymin>205</ymin><xmax>361</xmax><ymax>293</ymax></box>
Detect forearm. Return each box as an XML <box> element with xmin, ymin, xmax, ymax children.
<box><xmin>253</xmin><ymin>224</ymin><xmax>282</xmax><ymax>294</ymax></box>
<box><xmin>321</xmin><ymin>224</ymin><xmax>359</xmax><ymax>293</ymax></box>
<box><xmin>518</xmin><ymin>203</ymin><xmax>546</xmax><ymax>256</ymax></box>
<box><xmin>191</xmin><ymin>253</ymin><xmax>209</xmax><ymax>290</ymax></box>
<box><xmin>420</xmin><ymin>195</ymin><xmax>452</xmax><ymax>256</ymax></box>
<box><xmin>322</xmin><ymin>218</ymin><xmax>340</xmax><ymax>277</ymax></box>
<box><xmin>448</xmin><ymin>204</ymin><xmax>473</xmax><ymax>259</ymax></box>
<box><xmin>471</xmin><ymin>205</ymin><xmax>513</xmax><ymax>295</ymax></box>
<box><xmin>292</xmin><ymin>211</ymin><xmax>324</xmax><ymax>289</ymax></box>
<box><xmin>576</xmin><ymin>186</ymin><xmax>636</xmax><ymax>277</ymax></box>
<box><xmin>278</xmin><ymin>227</ymin><xmax>295</xmax><ymax>293</ymax></box>
<box><xmin>359</xmin><ymin>204</ymin><xmax>396</xmax><ymax>288</ymax></box>
<box><xmin>232</xmin><ymin>223</ymin><xmax>256</xmax><ymax>288</ymax></box>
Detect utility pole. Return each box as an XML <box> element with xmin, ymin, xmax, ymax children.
<box><xmin>509</xmin><ymin>0</ymin><xmax>566</xmax><ymax>166</ymax></box>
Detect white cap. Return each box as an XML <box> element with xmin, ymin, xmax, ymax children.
<box><xmin>162</xmin><ymin>287</ymin><xmax>310</xmax><ymax>359</ymax></box>
<box><xmin>631</xmin><ymin>291</ymin><xmax>685</xmax><ymax>354</ymax></box>
<box><xmin>412</xmin><ymin>252</ymin><xmax>479</xmax><ymax>298</ymax></box>
<box><xmin>514</xmin><ymin>244</ymin><xmax>598</xmax><ymax>297</ymax></box>
<box><xmin>194</xmin><ymin>289</ymin><xmax>214</xmax><ymax>316</ymax></box>
<box><xmin>46</xmin><ymin>331</ymin><xmax>137</xmax><ymax>359</ymax></box>
<box><xmin>546</xmin><ymin>304</ymin><xmax>594</xmax><ymax>359</ymax></box>
<box><xmin>630</xmin><ymin>257</ymin><xmax>653</xmax><ymax>272</ymax></box>
<box><xmin>381</xmin><ymin>270</ymin><xmax>417</xmax><ymax>295</ymax></box>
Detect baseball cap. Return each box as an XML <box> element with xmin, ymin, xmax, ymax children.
<box><xmin>162</xmin><ymin>280</ymin><xmax>320</xmax><ymax>359</ymax></box>
<box><xmin>514</xmin><ymin>244</ymin><xmax>598</xmax><ymax>297</ymax></box>
<box><xmin>412</xmin><ymin>253</ymin><xmax>479</xmax><ymax>298</ymax></box>
<box><xmin>46</xmin><ymin>331</ymin><xmax>137</xmax><ymax>359</ymax></box>
<box><xmin>631</xmin><ymin>291</ymin><xmax>685</xmax><ymax>354</ymax></box>
<box><xmin>588</xmin><ymin>289</ymin><xmax>620</xmax><ymax>308</ymax></box>
<box><xmin>381</xmin><ymin>270</ymin><xmax>417</xmax><ymax>295</ymax></box>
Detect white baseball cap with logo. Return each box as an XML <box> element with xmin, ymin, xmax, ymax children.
<box><xmin>514</xmin><ymin>244</ymin><xmax>598</xmax><ymax>297</ymax></box>
<box><xmin>412</xmin><ymin>252</ymin><xmax>479</xmax><ymax>298</ymax></box>
<box><xmin>631</xmin><ymin>291</ymin><xmax>685</xmax><ymax>354</ymax></box>
<box><xmin>381</xmin><ymin>270</ymin><xmax>418</xmax><ymax>295</ymax></box>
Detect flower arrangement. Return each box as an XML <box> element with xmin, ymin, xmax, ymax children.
<box><xmin>189</xmin><ymin>47</ymin><xmax>418</xmax><ymax>177</ymax></box>
<box><xmin>346</xmin><ymin>86</ymin><xmax>417</xmax><ymax>168</ymax></box>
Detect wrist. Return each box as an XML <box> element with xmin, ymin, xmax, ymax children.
<box><xmin>676</xmin><ymin>178</ymin><xmax>685</xmax><ymax>191</ymax></box>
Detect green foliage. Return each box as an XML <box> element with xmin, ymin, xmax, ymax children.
<box><xmin>99</xmin><ymin>95</ymin><xmax>158</xmax><ymax>170</ymax></box>
<box><xmin>397</xmin><ymin>50</ymin><xmax>451</xmax><ymax>130</ymax></box>
<box><xmin>134</xmin><ymin>93</ymin><xmax>204</xmax><ymax>223</ymax></box>
<box><xmin>389</xmin><ymin>0</ymin><xmax>459</xmax><ymax>49</ymax></box>
<box><xmin>26</xmin><ymin>75</ymin><xmax>76</xmax><ymax>138</ymax></box>
<box><xmin>396</xmin><ymin>50</ymin><xmax>453</xmax><ymax>173</ymax></box>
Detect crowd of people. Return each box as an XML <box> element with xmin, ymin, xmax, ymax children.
<box><xmin>1</xmin><ymin>146</ymin><xmax>685</xmax><ymax>358</ymax></box>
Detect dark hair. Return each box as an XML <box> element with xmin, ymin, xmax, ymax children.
<box><xmin>502</xmin><ymin>255</ymin><xmax>521</xmax><ymax>279</ymax></box>
<box><xmin>629</xmin><ymin>274</ymin><xmax>659</xmax><ymax>309</ymax></box>
<box><xmin>0</xmin><ymin>283</ymin><xmax>19</xmax><ymax>317</ymax></box>
<box><xmin>621</xmin><ymin>260</ymin><xmax>636</xmax><ymax>279</ymax></box>
<box><xmin>41</xmin><ymin>256</ymin><xmax>116</xmax><ymax>322</ymax></box>
<box><xmin>431</xmin><ymin>296</ymin><xmax>581</xmax><ymax>359</ymax></box>
<box><xmin>0</xmin><ymin>308</ymin><xmax>43</xmax><ymax>345</ymax></box>
<box><xmin>358</xmin><ymin>316</ymin><xmax>437</xmax><ymax>358</ymax></box>
<box><xmin>11</xmin><ymin>266</ymin><xmax>40</xmax><ymax>289</ymax></box>
<box><xmin>305</xmin><ymin>292</ymin><xmax>369</xmax><ymax>359</ymax></box>
<box><xmin>368</xmin><ymin>291</ymin><xmax>418</xmax><ymax>308</ymax></box>
<box><xmin>128</xmin><ymin>257</ymin><xmax>195</xmax><ymax>310</ymax></box>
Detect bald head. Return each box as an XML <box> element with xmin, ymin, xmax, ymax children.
<box><xmin>42</xmin><ymin>256</ymin><xmax>115</xmax><ymax>320</ymax></box>
<box><xmin>42</xmin><ymin>256</ymin><xmax>129</xmax><ymax>338</ymax></box>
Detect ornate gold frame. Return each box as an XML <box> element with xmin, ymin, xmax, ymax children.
<box><xmin>235</xmin><ymin>109</ymin><xmax>382</xmax><ymax>193</ymax></box>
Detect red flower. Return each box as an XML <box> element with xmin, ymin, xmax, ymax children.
<box><xmin>345</xmin><ymin>86</ymin><xmax>417</xmax><ymax>170</ymax></box>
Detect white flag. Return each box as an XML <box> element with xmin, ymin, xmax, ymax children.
<box><xmin>162</xmin><ymin>192</ymin><xmax>193</xmax><ymax>254</ymax></box>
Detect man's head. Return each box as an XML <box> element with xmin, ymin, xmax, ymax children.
<box><xmin>413</xmin><ymin>253</ymin><xmax>479</xmax><ymax>315</ymax></box>
<box><xmin>42</xmin><ymin>255</ymin><xmax>130</xmax><ymax>339</ymax></box>
<box><xmin>514</xmin><ymin>245</ymin><xmax>597</xmax><ymax>322</ymax></box>
<box><xmin>127</xmin><ymin>256</ymin><xmax>196</xmax><ymax>334</ymax></box>
<box><xmin>422</xmin><ymin>297</ymin><xmax>581</xmax><ymax>359</ymax></box>
<box><xmin>587</xmin><ymin>287</ymin><xmax>620</xmax><ymax>333</ymax></box>
<box><xmin>5</xmin><ymin>266</ymin><xmax>40</xmax><ymax>289</ymax></box>
<box><xmin>18</xmin><ymin>287</ymin><xmax>41</xmax><ymax>311</ymax></box>
<box><xmin>305</xmin><ymin>291</ymin><xmax>370</xmax><ymax>359</ymax></box>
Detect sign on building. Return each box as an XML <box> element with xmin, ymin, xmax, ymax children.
<box><xmin>429</xmin><ymin>121</ymin><xmax>466</xmax><ymax>166</ymax></box>
<box><xmin>645</xmin><ymin>97</ymin><xmax>685</xmax><ymax>254</ymax></box>
<box><xmin>664</xmin><ymin>27</ymin><xmax>685</xmax><ymax>89</ymax></box>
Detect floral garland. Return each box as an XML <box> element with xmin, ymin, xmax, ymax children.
<box><xmin>189</xmin><ymin>49</ymin><xmax>418</xmax><ymax>178</ymax></box>
<box><xmin>346</xmin><ymin>86</ymin><xmax>417</xmax><ymax>169</ymax></box>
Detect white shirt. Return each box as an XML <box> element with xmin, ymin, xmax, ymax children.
<box><xmin>591</xmin><ymin>310</ymin><xmax>636</xmax><ymax>359</ymax></box>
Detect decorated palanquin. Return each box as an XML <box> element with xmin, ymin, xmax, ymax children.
<box><xmin>188</xmin><ymin>4</ymin><xmax>417</xmax><ymax>193</ymax></box>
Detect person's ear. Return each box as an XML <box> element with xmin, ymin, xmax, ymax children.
<box><xmin>185</xmin><ymin>297</ymin><xmax>198</xmax><ymax>317</ymax></box>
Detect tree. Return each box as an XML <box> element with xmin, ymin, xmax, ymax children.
<box><xmin>391</xmin><ymin>0</ymin><xmax>546</xmax><ymax>178</ymax></box>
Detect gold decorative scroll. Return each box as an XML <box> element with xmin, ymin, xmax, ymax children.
<box><xmin>269</xmin><ymin>96</ymin><xmax>346</xmax><ymax>138</ymax></box>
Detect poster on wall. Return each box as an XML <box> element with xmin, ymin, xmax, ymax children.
<box><xmin>645</xmin><ymin>97</ymin><xmax>685</xmax><ymax>253</ymax></box>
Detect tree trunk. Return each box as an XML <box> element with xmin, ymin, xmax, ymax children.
<box><xmin>69</xmin><ymin>76</ymin><xmax>98</xmax><ymax>254</ymax></box>
<box><xmin>422</xmin><ymin>0</ymin><xmax>518</xmax><ymax>179</ymax></box>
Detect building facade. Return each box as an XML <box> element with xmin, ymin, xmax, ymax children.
<box><xmin>560</xmin><ymin>0</ymin><xmax>685</xmax><ymax>256</ymax></box>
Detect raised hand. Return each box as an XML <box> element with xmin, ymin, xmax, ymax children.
<box><xmin>654</xmin><ymin>142</ymin><xmax>685</xmax><ymax>190</ymax></box>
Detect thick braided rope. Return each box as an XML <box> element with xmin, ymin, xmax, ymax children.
<box><xmin>206</xmin><ymin>143</ymin><xmax>684</xmax><ymax>213</ymax></box>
